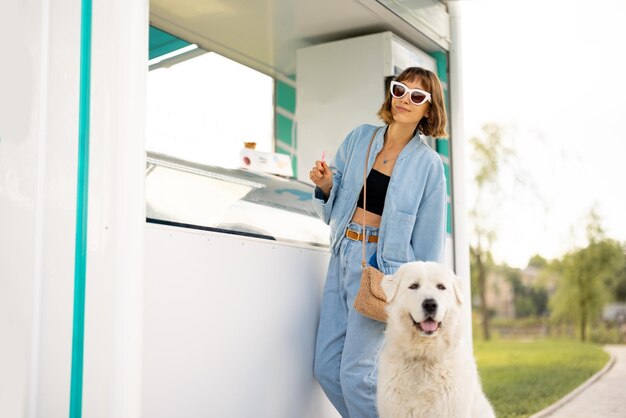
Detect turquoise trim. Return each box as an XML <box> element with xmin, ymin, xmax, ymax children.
<box><xmin>276</xmin><ymin>80</ymin><xmax>296</xmax><ymax>114</ymax></box>
<box><xmin>436</xmin><ymin>138</ymin><xmax>449</xmax><ymax>158</ymax></box>
<box><xmin>70</xmin><ymin>0</ymin><xmax>92</xmax><ymax>416</ymax></box>
<box><xmin>276</xmin><ymin>113</ymin><xmax>293</xmax><ymax>146</ymax></box>
<box><xmin>430</xmin><ymin>51</ymin><xmax>453</xmax><ymax>236</ymax></box>
<box><xmin>430</xmin><ymin>52</ymin><xmax>448</xmax><ymax>84</ymax></box>
<box><xmin>430</xmin><ymin>51</ymin><xmax>450</xmax><ymax>124</ymax></box>
<box><xmin>149</xmin><ymin>26</ymin><xmax>191</xmax><ymax>60</ymax></box>
<box><xmin>275</xmin><ymin>76</ymin><xmax>297</xmax><ymax>176</ymax></box>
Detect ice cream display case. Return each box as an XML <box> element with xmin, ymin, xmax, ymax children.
<box><xmin>145</xmin><ymin>151</ymin><xmax>330</xmax><ymax>247</ymax></box>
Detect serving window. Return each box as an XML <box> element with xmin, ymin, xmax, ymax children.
<box><xmin>146</xmin><ymin>26</ymin><xmax>328</xmax><ymax>246</ymax></box>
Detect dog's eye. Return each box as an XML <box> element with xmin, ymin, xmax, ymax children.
<box><xmin>409</xmin><ymin>283</ymin><xmax>419</xmax><ymax>290</ymax></box>
<box><xmin>437</xmin><ymin>284</ymin><xmax>446</xmax><ymax>290</ymax></box>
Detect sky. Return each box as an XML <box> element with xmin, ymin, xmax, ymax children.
<box><xmin>458</xmin><ymin>0</ymin><xmax>626</xmax><ymax>268</ymax></box>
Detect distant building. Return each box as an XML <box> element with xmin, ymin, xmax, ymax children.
<box><xmin>485</xmin><ymin>271</ymin><xmax>516</xmax><ymax>318</ymax></box>
<box><xmin>520</xmin><ymin>265</ymin><xmax>540</xmax><ymax>287</ymax></box>
<box><xmin>603</xmin><ymin>303</ymin><xmax>626</xmax><ymax>323</ymax></box>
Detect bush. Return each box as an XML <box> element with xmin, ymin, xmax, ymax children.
<box><xmin>590</xmin><ymin>322</ymin><xmax>625</xmax><ymax>344</ymax></box>
<box><xmin>487</xmin><ymin>317</ymin><xmax>549</xmax><ymax>339</ymax></box>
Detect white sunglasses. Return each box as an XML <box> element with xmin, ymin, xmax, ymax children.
<box><xmin>390</xmin><ymin>81</ymin><xmax>432</xmax><ymax>105</ymax></box>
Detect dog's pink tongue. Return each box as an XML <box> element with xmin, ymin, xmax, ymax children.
<box><xmin>421</xmin><ymin>320</ymin><xmax>438</xmax><ymax>332</ymax></box>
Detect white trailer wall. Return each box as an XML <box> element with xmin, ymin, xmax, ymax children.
<box><xmin>0</xmin><ymin>2</ymin><xmax>80</xmax><ymax>416</ymax></box>
<box><xmin>143</xmin><ymin>224</ymin><xmax>339</xmax><ymax>418</ymax></box>
<box><xmin>0</xmin><ymin>1</ymin><xmax>148</xmax><ymax>417</ymax></box>
<box><xmin>82</xmin><ymin>1</ymin><xmax>147</xmax><ymax>417</ymax></box>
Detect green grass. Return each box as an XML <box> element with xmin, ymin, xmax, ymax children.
<box><xmin>474</xmin><ymin>339</ymin><xmax>609</xmax><ymax>418</ymax></box>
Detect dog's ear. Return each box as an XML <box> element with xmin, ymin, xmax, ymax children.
<box><xmin>382</xmin><ymin>274</ymin><xmax>400</xmax><ymax>302</ymax></box>
<box><xmin>452</xmin><ymin>275</ymin><xmax>464</xmax><ymax>305</ymax></box>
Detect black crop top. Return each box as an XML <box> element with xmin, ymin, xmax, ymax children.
<box><xmin>356</xmin><ymin>169</ymin><xmax>391</xmax><ymax>216</ymax></box>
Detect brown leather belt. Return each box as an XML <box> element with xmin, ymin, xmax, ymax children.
<box><xmin>345</xmin><ymin>229</ymin><xmax>379</xmax><ymax>243</ymax></box>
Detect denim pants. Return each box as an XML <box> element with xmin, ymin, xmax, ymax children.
<box><xmin>314</xmin><ymin>222</ymin><xmax>386</xmax><ymax>418</ymax></box>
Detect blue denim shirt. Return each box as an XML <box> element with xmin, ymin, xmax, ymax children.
<box><xmin>312</xmin><ymin>124</ymin><xmax>447</xmax><ymax>275</ymax></box>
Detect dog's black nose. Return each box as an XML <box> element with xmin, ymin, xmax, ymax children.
<box><xmin>422</xmin><ymin>298</ymin><xmax>438</xmax><ymax>314</ymax></box>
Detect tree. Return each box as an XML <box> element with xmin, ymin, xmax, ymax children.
<box><xmin>614</xmin><ymin>261</ymin><xmax>626</xmax><ymax>302</ymax></box>
<box><xmin>550</xmin><ymin>210</ymin><xmax>625</xmax><ymax>341</ymax></box>
<box><xmin>597</xmin><ymin>240</ymin><xmax>626</xmax><ymax>302</ymax></box>
<box><xmin>469</xmin><ymin>246</ymin><xmax>494</xmax><ymax>315</ymax></box>
<box><xmin>468</xmin><ymin>123</ymin><xmax>513</xmax><ymax>340</ymax></box>
<box><xmin>528</xmin><ymin>254</ymin><xmax>548</xmax><ymax>269</ymax></box>
<box><xmin>510</xmin><ymin>277</ymin><xmax>549</xmax><ymax>318</ymax></box>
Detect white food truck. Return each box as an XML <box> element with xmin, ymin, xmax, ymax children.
<box><xmin>0</xmin><ymin>1</ymin><xmax>468</xmax><ymax>417</ymax></box>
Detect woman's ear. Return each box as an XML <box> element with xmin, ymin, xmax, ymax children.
<box><xmin>382</xmin><ymin>275</ymin><xmax>399</xmax><ymax>302</ymax></box>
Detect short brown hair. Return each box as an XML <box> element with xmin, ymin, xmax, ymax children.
<box><xmin>377</xmin><ymin>67</ymin><xmax>448</xmax><ymax>138</ymax></box>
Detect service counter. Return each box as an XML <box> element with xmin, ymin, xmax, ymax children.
<box><xmin>143</xmin><ymin>153</ymin><xmax>338</xmax><ymax>418</ymax></box>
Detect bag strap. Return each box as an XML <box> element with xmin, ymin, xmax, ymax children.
<box><xmin>362</xmin><ymin>127</ymin><xmax>381</xmax><ymax>269</ymax></box>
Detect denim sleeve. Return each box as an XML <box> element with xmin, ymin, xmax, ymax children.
<box><xmin>411</xmin><ymin>158</ymin><xmax>447</xmax><ymax>262</ymax></box>
<box><xmin>311</xmin><ymin>129</ymin><xmax>353</xmax><ymax>224</ymax></box>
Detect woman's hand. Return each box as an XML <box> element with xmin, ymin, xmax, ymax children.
<box><xmin>309</xmin><ymin>160</ymin><xmax>333</xmax><ymax>198</ymax></box>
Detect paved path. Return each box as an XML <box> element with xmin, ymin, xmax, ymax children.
<box><xmin>542</xmin><ymin>345</ymin><xmax>626</xmax><ymax>418</ymax></box>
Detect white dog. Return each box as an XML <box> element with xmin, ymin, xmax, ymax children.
<box><xmin>377</xmin><ymin>261</ymin><xmax>495</xmax><ymax>418</ymax></box>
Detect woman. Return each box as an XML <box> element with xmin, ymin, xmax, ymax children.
<box><xmin>309</xmin><ymin>67</ymin><xmax>448</xmax><ymax>418</ymax></box>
